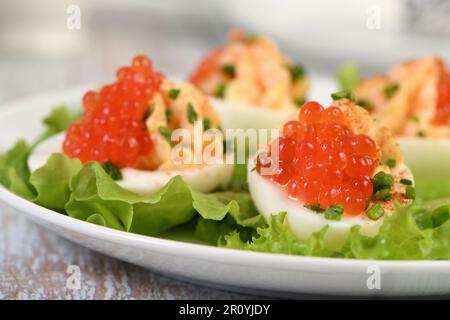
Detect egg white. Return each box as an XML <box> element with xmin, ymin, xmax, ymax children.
<box><xmin>209</xmin><ymin>97</ymin><xmax>296</xmax><ymax>130</ymax></box>
<box><xmin>28</xmin><ymin>133</ymin><xmax>233</xmax><ymax>194</ymax></box>
<box><xmin>247</xmin><ymin>156</ymin><xmax>414</xmax><ymax>251</ymax></box>
<box><xmin>398</xmin><ymin>137</ymin><xmax>450</xmax><ymax>182</ymax></box>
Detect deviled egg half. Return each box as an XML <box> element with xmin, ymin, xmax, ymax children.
<box><xmin>355</xmin><ymin>56</ymin><xmax>450</xmax><ymax>138</ymax></box>
<box><xmin>189</xmin><ymin>29</ymin><xmax>309</xmax><ymax>129</ymax></box>
<box><xmin>29</xmin><ymin>55</ymin><xmax>233</xmax><ymax>194</ymax></box>
<box><xmin>355</xmin><ymin>56</ymin><xmax>450</xmax><ymax>180</ymax></box>
<box><xmin>247</xmin><ymin>97</ymin><xmax>415</xmax><ymax>250</ymax></box>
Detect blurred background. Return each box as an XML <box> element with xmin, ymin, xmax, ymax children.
<box><xmin>1</xmin><ymin>0</ymin><xmax>450</xmax><ymax>105</ymax></box>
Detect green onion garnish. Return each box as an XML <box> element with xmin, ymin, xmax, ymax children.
<box><xmin>158</xmin><ymin>126</ymin><xmax>173</xmax><ymax>146</ymax></box>
<box><xmin>356</xmin><ymin>99</ymin><xmax>374</xmax><ymax>112</ymax></box>
<box><xmin>325</xmin><ymin>205</ymin><xmax>344</xmax><ymax>221</ymax></box>
<box><xmin>144</xmin><ymin>102</ymin><xmax>155</xmax><ymax>120</ymax></box>
<box><xmin>102</xmin><ymin>161</ymin><xmax>123</xmax><ymax>181</ymax></box>
<box><xmin>372</xmin><ymin>171</ymin><xmax>394</xmax><ymax>192</ymax></box>
<box><xmin>384</xmin><ymin>83</ymin><xmax>399</xmax><ymax>99</ymax></box>
<box><xmin>221</xmin><ymin>64</ymin><xmax>236</xmax><ymax>77</ymax></box>
<box><xmin>304</xmin><ymin>204</ymin><xmax>324</xmax><ymax>213</ymax></box>
<box><xmin>165</xmin><ymin>108</ymin><xmax>172</xmax><ymax>123</ymax></box>
<box><xmin>203</xmin><ymin>118</ymin><xmax>212</xmax><ymax>131</ymax></box>
<box><xmin>289</xmin><ymin>64</ymin><xmax>306</xmax><ymax>82</ymax></box>
<box><xmin>215</xmin><ymin>83</ymin><xmax>226</xmax><ymax>98</ymax></box>
<box><xmin>367</xmin><ymin>202</ymin><xmax>385</xmax><ymax>220</ymax></box>
<box><xmin>294</xmin><ymin>98</ymin><xmax>306</xmax><ymax>108</ymax></box>
<box><xmin>405</xmin><ymin>185</ymin><xmax>416</xmax><ymax>199</ymax></box>
<box><xmin>168</xmin><ymin>88</ymin><xmax>180</xmax><ymax>100</ymax></box>
<box><xmin>331</xmin><ymin>90</ymin><xmax>355</xmax><ymax>102</ymax></box>
<box><xmin>385</xmin><ymin>159</ymin><xmax>396</xmax><ymax>168</ymax></box>
<box><xmin>187</xmin><ymin>102</ymin><xmax>198</xmax><ymax>124</ymax></box>
<box><xmin>372</xmin><ymin>189</ymin><xmax>392</xmax><ymax>201</ymax></box>
<box><xmin>400</xmin><ymin>178</ymin><xmax>413</xmax><ymax>186</ymax></box>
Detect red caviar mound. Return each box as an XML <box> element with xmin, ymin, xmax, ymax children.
<box><xmin>257</xmin><ymin>101</ymin><xmax>379</xmax><ymax>215</ymax></box>
<box><xmin>63</xmin><ymin>56</ymin><xmax>164</xmax><ymax>168</ymax></box>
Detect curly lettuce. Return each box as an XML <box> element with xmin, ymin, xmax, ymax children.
<box><xmin>224</xmin><ymin>201</ymin><xmax>450</xmax><ymax>260</ymax></box>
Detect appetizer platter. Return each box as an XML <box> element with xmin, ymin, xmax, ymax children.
<box><xmin>1</xmin><ymin>31</ymin><xmax>450</xmax><ymax>297</ymax></box>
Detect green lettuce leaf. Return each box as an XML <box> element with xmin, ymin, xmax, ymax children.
<box><xmin>29</xmin><ymin>154</ymin><xmax>82</xmax><ymax>212</ymax></box>
<box><xmin>223</xmin><ymin>212</ymin><xmax>334</xmax><ymax>257</ymax></box>
<box><xmin>228</xmin><ymin>162</ymin><xmax>249</xmax><ymax>192</ymax></box>
<box><xmin>341</xmin><ymin>201</ymin><xmax>450</xmax><ymax>260</ymax></box>
<box><xmin>33</xmin><ymin>105</ymin><xmax>81</xmax><ymax>146</ymax></box>
<box><xmin>222</xmin><ymin>200</ymin><xmax>450</xmax><ymax>260</ymax></box>
<box><xmin>0</xmin><ymin>140</ymin><xmax>35</xmax><ymax>199</ymax></box>
<box><xmin>193</xmin><ymin>191</ymin><xmax>265</xmax><ymax>244</ymax></box>
<box><xmin>65</xmin><ymin>162</ymin><xmax>261</xmax><ymax>236</ymax></box>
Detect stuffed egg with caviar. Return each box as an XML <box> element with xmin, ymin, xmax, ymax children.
<box><xmin>190</xmin><ymin>29</ymin><xmax>309</xmax><ymax>130</ymax></box>
<box><xmin>248</xmin><ymin>97</ymin><xmax>415</xmax><ymax>251</ymax></box>
<box><xmin>355</xmin><ymin>56</ymin><xmax>450</xmax><ymax>181</ymax></box>
<box><xmin>28</xmin><ymin>55</ymin><xmax>233</xmax><ymax>194</ymax></box>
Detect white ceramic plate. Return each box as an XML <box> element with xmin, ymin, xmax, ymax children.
<box><xmin>1</xmin><ymin>84</ymin><xmax>450</xmax><ymax>298</ymax></box>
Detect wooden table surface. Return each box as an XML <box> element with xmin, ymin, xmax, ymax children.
<box><xmin>0</xmin><ymin>204</ymin><xmax>262</xmax><ymax>300</ymax></box>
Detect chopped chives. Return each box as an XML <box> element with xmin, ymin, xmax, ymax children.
<box><xmin>331</xmin><ymin>90</ymin><xmax>355</xmax><ymax>102</ymax></box>
<box><xmin>144</xmin><ymin>102</ymin><xmax>155</xmax><ymax>119</ymax></box>
<box><xmin>102</xmin><ymin>161</ymin><xmax>123</xmax><ymax>181</ymax></box>
<box><xmin>168</xmin><ymin>88</ymin><xmax>180</xmax><ymax>100</ymax></box>
<box><xmin>165</xmin><ymin>108</ymin><xmax>172</xmax><ymax>123</ymax></box>
<box><xmin>221</xmin><ymin>64</ymin><xmax>236</xmax><ymax>77</ymax></box>
<box><xmin>294</xmin><ymin>98</ymin><xmax>306</xmax><ymax>108</ymax></box>
<box><xmin>405</xmin><ymin>185</ymin><xmax>416</xmax><ymax>199</ymax></box>
<box><xmin>384</xmin><ymin>83</ymin><xmax>399</xmax><ymax>99</ymax></box>
<box><xmin>304</xmin><ymin>204</ymin><xmax>324</xmax><ymax>213</ymax></box>
<box><xmin>325</xmin><ymin>205</ymin><xmax>344</xmax><ymax>221</ymax></box>
<box><xmin>367</xmin><ymin>202</ymin><xmax>385</xmax><ymax>220</ymax></box>
<box><xmin>372</xmin><ymin>189</ymin><xmax>392</xmax><ymax>201</ymax></box>
<box><xmin>356</xmin><ymin>99</ymin><xmax>374</xmax><ymax>111</ymax></box>
<box><xmin>187</xmin><ymin>102</ymin><xmax>198</xmax><ymax>124</ymax></box>
<box><xmin>158</xmin><ymin>126</ymin><xmax>173</xmax><ymax>146</ymax></box>
<box><xmin>386</xmin><ymin>159</ymin><xmax>396</xmax><ymax>168</ymax></box>
<box><xmin>203</xmin><ymin>118</ymin><xmax>212</xmax><ymax>131</ymax></box>
<box><xmin>215</xmin><ymin>83</ymin><xmax>227</xmax><ymax>98</ymax></box>
<box><xmin>288</xmin><ymin>64</ymin><xmax>306</xmax><ymax>81</ymax></box>
<box><xmin>400</xmin><ymin>178</ymin><xmax>413</xmax><ymax>186</ymax></box>
<box><xmin>372</xmin><ymin>171</ymin><xmax>394</xmax><ymax>192</ymax></box>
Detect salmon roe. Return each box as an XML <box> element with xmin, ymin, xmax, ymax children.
<box><xmin>257</xmin><ymin>101</ymin><xmax>379</xmax><ymax>215</ymax></box>
<box><xmin>63</xmin><ymin>55</ymin><xmax>164</xmax><ymax>167</ymax></box>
